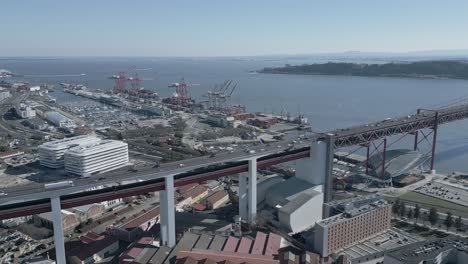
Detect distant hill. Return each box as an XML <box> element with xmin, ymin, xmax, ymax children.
<box><xmin>260</xmin><ymin>60</ymin><xmax>468</xmax><ymax>79</ymax></box>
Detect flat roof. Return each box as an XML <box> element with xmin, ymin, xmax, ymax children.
<box><xmin>338</xmin><ymin>228</ymin><xmax>421</xmax><ymax>260</ymax></box>
<box><xmin>386</xmin><ymin>236</ymin><xmax>468</xmax><ymax>263</ymax></box>
<box><xmin>38</xmin><ymin>136</ymin><xmax>100</xmax><ymax>151</ymax></box>
<box><xmin>66</xmin><ymin>140</ymin><xmax>127</xmax><ymax>156</ymax></box>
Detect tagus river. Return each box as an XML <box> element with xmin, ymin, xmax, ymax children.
<box><xmin>3</xmin><ymin>57</ymin><xmax>468</xmax><ymax>173</ymax></box>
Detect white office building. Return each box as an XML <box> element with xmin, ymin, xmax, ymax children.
<box><xmin>38</xmin><ymin>136</ymin><xmax>101</xmax><ymax>168</ymax></box>
<box><xmin>64</xmin><ymin>140</ymin><xmax>129</xmax><ymax>177</ymax></box>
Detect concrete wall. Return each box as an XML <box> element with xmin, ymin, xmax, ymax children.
<box><xmin>295</xmin><ymin>141</ymin><xmax>328</xmax><ymax>185</ymax></box>
<box><xmin>313</xmin><ymin>223</ymin><xmax>328</xmax><ymax>257</ymax></box>
<box><xmin>257</xmin><ymin>176</ymin><xmax>283</xmax><ymax>204</ymax></box>
<box><xmin>279</xmin><ymin>193</ymin><xmax>324</xmax><ymax>233</ymax></box>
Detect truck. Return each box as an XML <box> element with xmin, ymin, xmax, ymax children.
<box><xmin>44</xmin><ymin>181</ymin><xmax>74</xmax><ymax>189</ymax></box>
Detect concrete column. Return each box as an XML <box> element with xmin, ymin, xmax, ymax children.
<box><xmin>160</xmin><ymin>176</ymin><xmax>176</xmax><ymax>247</ymax></box>
<box><xmin>247</xmin><ymin>159</ymin><xmax>257</xmax><ymax>224</ymax></box>
<box><xmin>238</xmin><ymin>173</ymin><xmax>248</xmax><ymax>220</ymax></box>
<box><xmin>323</xmin><ymin>135</ymin><xmax>335</xmax><ymax>203</ymax></box>
<box><xmin>294</xmin><ymin>135</ymin><xmax>334</xmax><ymax>202</ymax></box>
<box><xmin>159</xmin><ymin>188</ymin><xmax>168</xmax><ymax>245</ymax></box>
<box><xmin>51</xmin><ymin>197</ymin><xmax>66</xmax><ymax>264</ymax></box>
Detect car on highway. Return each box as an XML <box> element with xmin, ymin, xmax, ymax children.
<box><xmin>0</xmin><ymin>191</ymin><xmax>7</xmax><ymax>196</ymax></box>
<box><xmin>179</xmin><ymin>163</ymin><xmax>185</xmax><ymax>167</ymax></box>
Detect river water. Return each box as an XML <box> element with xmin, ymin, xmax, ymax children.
<box><xmin>2</xmin><ymin>57</ymin><xmax>468</xmax><ymax>173</ymax></box>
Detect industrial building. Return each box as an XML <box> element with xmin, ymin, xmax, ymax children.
<box><xmin>0</xmin><ymin>87</ymin><xmax>11</xmax><ymax>101</ymax></box>
<box><xmin>33</xmin><ymin>210</ymin><xmax>81</xmax><ymax>235</ymax></box>
<box><xmin>261</xmin><ymin>177</ymin><xmax>324</xmax><ymax>233</ymax></box>
<box><xmin>206</xmin><ymin>114</ymin><xmax>237</xmax><ymax>128</ymax></box>
<box><xmin>44</xmin><ymin>111</ymin><xmax>76</xmax><ymax>128</ymax></box>
<box><xmin>66</xmin><ymin>232</ymin><xmax>119</xmax><ymax>264</ymax></box>
<box><xmin>64</xmin><ymin>140</ymin><xmax>129</xmax><ymax>177</ymax></box>
<box><xmin>205</xmin><ymin>190</ymin><xmax>229</xmax><ymax>209</ymax></box>
<box><xmin>384</xmin><ymin>237</ymin><xmax>468</xmax><ymax>264</ymax></box>
<box><xmin>15</xmin><ymin>103</ymin><xmax>36</xmax><ymax>119</ymax></box>
<box><xmin>38</xmin><ymin>135</ymin><xmax>101</xmax><ymax>168</ymax></box>
<box><xmin>314</xmin><ymin>195</ymin><xmax>392</xmax><ymax>257</ymax></box>
<box><xmin>106</xmin><ymin>206</ymin><xmax>160</xmax><ymax>242</ymax></box>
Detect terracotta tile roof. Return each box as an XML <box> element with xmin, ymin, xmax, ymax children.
<box><xmin>251</xmin><ymin>232</ymin><xmax>267</xmax><ymax>255</ymax></box>
<box><xmin>192</xmin><ymin>203</ymin><xmax>207</xmax><ymax>211</ymax></box>
<box><xmin>264</xmin><ymin>233</ymin><xmax>282</xmax><ymax>256</ymax></box>
<box><xmin>79</xmin><ymin>231</ymin><xmax>104</xmax><ymax>244</ymax></box>
<box><xmin>178</xmin><ymin>183</ymin><xmax>198</xmax><ymax>192</ymax></box>
<box><xmin>120</xmin><ymin>236</ymin><xmax>154</xmax><ymax>261</ymax></box>
<box><xmin>66</xmin><ymin>233</ymin><xmax>118</xmax><ymax>261</ymax></box>
<box><xmin>206</xmin><ymin>190</ymin><xmax>228</xmax><ymax>205</ymax></box>
<box><xmin>183</xmin><ymin>185</ymin><xmax>208</xmax><ymax>200</ymax></box>
<box><xmin>236</xmin><ymin>237</ymin><xmax>253</xmax><ymax>254</ymax></box>
<box><xmin>222</xmin><ymin>237</ymin><xmax>239</xmax><ymax>252</ymax></box>
<box><xmin>120</xmin><ymin>206</ymin><xmax>160</xmax><ymax>231</ymax></box>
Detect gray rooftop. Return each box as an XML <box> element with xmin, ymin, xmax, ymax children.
<box><xmin>279</xmin><ymin>192</ymin><xmax>319</xmax><ymax>215</ymax></box>
<box><xmin>386</xmin><ymin>237</ymin><xmax>468</xmax><ymax>264</ymax></box>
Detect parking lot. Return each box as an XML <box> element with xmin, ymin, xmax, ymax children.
<box><xmin>414</xmin><ymin>181</ymin><xmax>468</xmax><ymax>207</ymax></box>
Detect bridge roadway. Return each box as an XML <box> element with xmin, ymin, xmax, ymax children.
<box><xmin>0</xmin><ymin>140</ymin><xmax>312</xmax><ymax>219</ymax></box>
<box><xmin>332</xmin><ymin>104</ymin><xmax>468</xmax><ymax>148</ymax></box>
<box><xmin>1</xmin><ymin>103</ymin><xmax>468</xmax><ymax>219</ymax></box>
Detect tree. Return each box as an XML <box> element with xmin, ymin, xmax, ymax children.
<box><xmin>399</xmin><ymin>201</ymin><xmax>406</xmax><ymax>218</ymax></box>
<box><xmin>455</xmin><ymin>216</ymin><xmax>463</xmax><ymax>232</ymax></box>
<box><xmin>414</xmin><ymin>204</ymin><xmax>421</xmax><ymax>223</ymax></box>
<box><xmin>444</xmin><ymin>212</ymin><xmax>454</xmax><ymax>231</ymax></box>
<box><xmin>428</xmin><ymin>207</ymin><xmax>439</xmax><ymax>226</ymax></box>
<box><xmin>407</xmin><ymin>208</ymin><xmax>414</xmax><ymax>220</ymax></box>
<box><xmin>392</xmin><ymin>199</ymin><xmax>401</xmax><ymax>215</ymax></box>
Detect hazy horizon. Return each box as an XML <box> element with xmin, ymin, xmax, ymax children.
<box><xmin>2</xmin><ymin>1</ymin><xmax>468</xmax><ymax>57</ymax></box>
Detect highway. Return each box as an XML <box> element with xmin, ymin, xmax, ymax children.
<box><xmin>332</xmin><ymin>104</ymin><xmax>468</xmax><ymax>147</ymax></box>
<box><xmin>2</xmin><ymin>102</ymin><xmax>468</xmax><ymax>218</ymax></box>
<box><xmin>0</xmin><ymin>137</ymin><xmax>315</xmax><ymax>204</ymax></box>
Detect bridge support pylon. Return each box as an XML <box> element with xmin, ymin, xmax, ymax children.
<box><xmin>247</xmin><ymin>158</ymin><xmax>257</xmax><ymax>224</ymax></box>
<box><xmin>237</xmin><ymin>158</ymin><xmax>257</xmax><ymax>225</ymax></box>
<box><xmin>160</xmin><ymin>176</ymin><xmax>176</xmax><ymax>247</ymax></box>
<box><xmin>238</xmin><ymin>172</ymin><xmax>248</xmax><ymax>220</ymax></box>
<box><xmin>51</xmin><ymin>197</ymin><xmax>66</xmax><ymax>264</ymax></box>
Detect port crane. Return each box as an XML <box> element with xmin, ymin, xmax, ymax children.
<box><xmin>203</xmin><ymin>80</ymin><xmax>237</xmax><ymax>110</ymax></box>
<box><xmin>168</xmin><ymin>78</ymin><xmax>200</xmax><ymax>105</ymax></box>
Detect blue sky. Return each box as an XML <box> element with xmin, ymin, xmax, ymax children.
<box><xmin>2</xmin><ymin>0</ymin><xmax>468</xmax><ymax>56</ymax></box>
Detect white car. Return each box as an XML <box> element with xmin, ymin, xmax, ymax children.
<box><xmin>0</xmin><ymin>191</ymin><xmax>8</xmax><ymax>196</ymax></box>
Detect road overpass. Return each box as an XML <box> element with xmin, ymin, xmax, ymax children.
<box><xmin>1</xmin><ymin>103</ymin><xmax>468</xmax><ymax>263</ymax></box>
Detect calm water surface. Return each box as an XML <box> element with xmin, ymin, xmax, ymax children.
<box><xmin>2</xmin><ymin>57</ymin><xmax>468</xmax><ymax>173</ymax></box>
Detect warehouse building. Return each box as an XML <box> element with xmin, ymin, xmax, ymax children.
<box><xmin>263</xmin><ymin>177</ymin><xmax>324</xmax><ymax>233</ymax></box>
<box><xmin>15</xmin><ymin>103</ymin><xmax>36</xmax><ymax>119</ymax></box>
<box><xmin>38</xmin><ymin>135</ymin><xmax>101</xmax><ymax>168</ymax></box>
<box><xmin>33</xmin><ymin>210</ymin><xmax>81</xmax><ymax>235</ymax></box>
<box><xmin>64</xmin><ymin>140</ymin><xmax>129</xmax><ymax>177</ymax></box>
<box><xmin>44</xmin><ymin>111</ymin><xmax>76</xmax><ymax>128</ymax></box>
<box><xmin>0</xmin><ymin>88</ymin><xmax>11</xmax><ymax>101</ymax></box>
<box><xmin>205</xmin><ymin>190</ymin><xmax>229</xmax><ymax>209</ymax></box>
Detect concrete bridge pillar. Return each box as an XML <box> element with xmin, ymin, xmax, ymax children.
<box><xmin>51</xmin><ymin>197</ymin><xmax>66</xmax><ymax>264</ymax></box>
<box><xmin>237</xmin><ymin>158</ymin><xmax>257</xmax><ymax>225</ymax></box>
<box><xmin>294</xmin><ymin>135</ymin><xmax>334</xmax><ymax>202</ymax></box>
<box><xmin>238</xmin><ymin>172</ymin><xmax>248</xmax><ymax>220</ymax></box>
<box><xmin>247</xmin><ymin>158</ymin><xmax>257</xmax><ymax>224</ymax></box>
<box><xmin>160</xmin><ymin>176</ymin><xmax>176</xmax><ymax>247</ymax></box>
